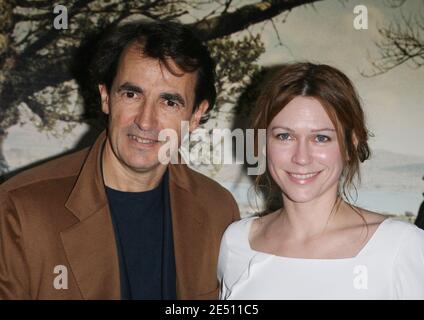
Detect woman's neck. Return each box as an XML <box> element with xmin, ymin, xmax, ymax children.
<box><xmin>276</xmin><ymin>193</ymin><xmax>346</xmax><ymax>240</ymax></box>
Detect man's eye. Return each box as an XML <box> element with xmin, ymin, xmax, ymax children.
<box><xmin>120</xmin><ymin>91</ymin><xmax>137</xmax><ymax>99</ymax></box>
<box><xmin>276</xmin><ymin>133</ymin><xmax>291</xmax><ymax>140</ymax></box>
<box><xmin>315</xmin><ymin>135</ymin><xmax>330</xmax><ymax>143</ymax></box>
<box><xmin>165</xmin><ymin>100</ymin><xmax>178</xmax><ymax>108</ymax></box>
<box><xmin>125</xmin><ymin>91</ymin><xmax>136</xmax><ymax>98</ymax></box>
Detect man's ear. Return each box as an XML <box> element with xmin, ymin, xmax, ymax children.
<box><xmin>98</xmin><ymin>84</ymin><xmax>110</xmax><ymax>115</ymax></box>
<box><xmin>189</xmin><ymin>100</ymin><xmax>209</xmax><ymax>132</ymax></box>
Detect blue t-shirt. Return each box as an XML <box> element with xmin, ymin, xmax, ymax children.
<box><xmin>105</xmin><ymin>171</ymin><xmax>176</xmax><ymax>299</ymax></box>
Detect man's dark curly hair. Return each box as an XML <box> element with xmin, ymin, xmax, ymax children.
<box><xmin>90</xmin><ymin>20</ymin><xmax>216</xmax><ymax>124</ymax></box>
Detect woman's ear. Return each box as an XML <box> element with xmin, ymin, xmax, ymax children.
<box><xmin>352</xmin><ymin>133</ymin><xmax>359</xmax><ymax>149</ymax></box>
<box><xmin>346</xmin><ymin>133</ymin><xmax>358</xmax><ymax>162</ymax></box>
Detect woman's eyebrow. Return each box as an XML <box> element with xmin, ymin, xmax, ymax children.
<box><xmin>270</xmin><ymin>126</ymin><xmax>294</xmax><ymax>132</ymax></box>
<box><xmin>310</xmin><ymin>128</ymin><xmax>336</xmax><ymax>132</ymax></box>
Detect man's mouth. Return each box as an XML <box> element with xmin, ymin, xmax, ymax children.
<box><xmin>128</xmin><ymin>134</ymin><xmax>158</xmax><ymax>144</ymax></box>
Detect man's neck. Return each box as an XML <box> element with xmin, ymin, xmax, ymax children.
<box><xmin>101</xmin><ymin>141</ymin><xmax>167</xmax><ymax>192</ymax></box>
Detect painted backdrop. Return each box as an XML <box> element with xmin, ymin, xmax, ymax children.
<box><xmin>0</xmin><ymin>0</ymin><xmax>423</xmax><ymax>219</ymax></box>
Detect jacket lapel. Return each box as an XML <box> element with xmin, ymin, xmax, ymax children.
<box><xmin>169</xmin><ymin>164</ymin><xmax>210</xmax><ymax>299</ymax></box>
<box><xmin>62</xmin><ymin>131</ymin><xmax>120</xmax><ymax>299</ymax></box>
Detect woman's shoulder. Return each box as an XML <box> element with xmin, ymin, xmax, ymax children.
<box><xmin>357</xmin><ymin>212</ymin><xmax>424</xmax><ymax>298</ymax></box>
<box><xmin>221</xmin><ymin>215</ymin><xmax>259</xmax><ymax>252</ymax></box>
<box><xmin>224</xmin><ymin>215</ymin><xmax>258</xmax><ymax>239</ymax></box>
<box><xmin>352</xmin><ymin>209</ymin><xmax>424</xmax><ymax>253</ymax></box>
<box><xmin>359</xmin><ymin>209</ymin><xmax>387</xmax><ymax>225</ymax></box>
<box><xmin>386</xmin><ymin>218</ymin><xmax>424</xmax><ymax>245</ymax></box>
<box><xmin>358</xmin><ymin>209</ymin><xmax>421</xmax><ymax>237</ymax></box>
<box><xmin>364</xmin><ymin>212</ymin><xmax>424</xmax><ymax>249</ymax></box>
<box><xmin>377</xmin><ymin>215</ymin><xmax>423</xmax><ymax>237</ymax></box>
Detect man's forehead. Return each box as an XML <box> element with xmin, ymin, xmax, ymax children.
<box><xmin>118</xmin><ymin>42</ymin><xmax>195</xmax><ymax>79</ymax></box>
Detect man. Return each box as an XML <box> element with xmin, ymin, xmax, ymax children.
<box><xmin>0</xmin><ymin>21</ymin><xmax>239</xmax><ymax>299</ymax></box>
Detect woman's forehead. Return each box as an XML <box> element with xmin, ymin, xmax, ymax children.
<box><xmin>270</xmin><ymin>96</ymin><xmax>335</xmax><ymax>129</ymax></box>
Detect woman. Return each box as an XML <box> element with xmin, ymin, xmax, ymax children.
<box><xmin>218</xmin><ymin>63</ymin><xmax>424</xmax><ymax>299</ymax></box>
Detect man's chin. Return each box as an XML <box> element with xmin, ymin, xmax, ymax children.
<box><xmin>124</xmin><ymin>160</ymin><xmax>163</xmax><ymax>173</ymax></box>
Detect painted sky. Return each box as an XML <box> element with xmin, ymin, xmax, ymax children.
<box><xmin>248</xmin><ymin>0</ymin><xmax>423</xmax><ymax>157</ymax></box>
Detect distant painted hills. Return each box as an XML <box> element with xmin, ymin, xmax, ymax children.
<box><xmin>360</xmin><ymin>149</ymin><xmax>424</xmax><ymax>193</ymax></box>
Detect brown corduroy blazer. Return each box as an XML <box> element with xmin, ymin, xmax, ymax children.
<box><xmin>0</xmin><ymin>132</ymin><xmax>239</xmax><ymax>300</ymax></box>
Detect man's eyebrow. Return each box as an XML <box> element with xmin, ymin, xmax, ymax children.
<box><xmin>160</xmin><ymin>92</ymin><xmax>186</xmax><ymax>107</ymax></box>
<box><xmin>117</xmin><ymin>82</ymin><xmax>143</xmax><ymax>93</ymax></box>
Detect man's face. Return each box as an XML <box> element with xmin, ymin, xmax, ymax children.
<box><xmin>99</xmin><ymin>43</ymin><xmax>208</xmax><ymax>173</ymax></box>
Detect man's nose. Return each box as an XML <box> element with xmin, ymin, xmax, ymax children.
<box><xmin>292</xmin><ymin>140</ymin><xmax>312</xmax><ymax>165</ymax></box>
<box><xmin>134</xmin><ymin>100</ymin><xmax>157</xmax><ymax>131</ymax></box>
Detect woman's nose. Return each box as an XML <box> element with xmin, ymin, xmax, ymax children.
<box><xmin>292</xmin><ymin>140</ymin><xmax>312</xmax><ymax>165</ymax></box>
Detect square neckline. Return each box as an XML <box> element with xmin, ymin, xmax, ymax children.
<box><xmin>245</xmin><ymin>216</ymin><xmax>392</xmax><ymax>262</ymax></box>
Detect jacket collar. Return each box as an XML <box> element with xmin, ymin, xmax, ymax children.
<box><xmin>65</xmin><ymin>131</ymin><xmax>108</xmax><ymax>221</ymax></box>
<box><xmin>64</xmin><ymin>131</ymin><xmax>196</xmax><ymax>220</ymax></box>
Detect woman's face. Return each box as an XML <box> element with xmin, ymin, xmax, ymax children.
<box><xmin>267</xmin><ymin>96</ymin><xmax>344</xmax><ymax>204</ymax></box>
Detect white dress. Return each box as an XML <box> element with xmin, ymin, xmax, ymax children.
<box><xmin>218</xmin><ymin>216</ymin><xmax>424</xmax><ymax>300</ymax></box>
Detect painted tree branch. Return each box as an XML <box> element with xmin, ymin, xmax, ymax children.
<box><xmin>191</xmin><ymin>0</ymin><xmax>321</xmax><ymax>40</ymax></box>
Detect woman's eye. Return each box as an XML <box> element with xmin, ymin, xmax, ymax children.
<box><xmin>276</xmin><ymin>133</ymin><xmax>291</xmax><ymax>141</ymax></box>
<box><xmin>315</xmin><ymin>135</ymin><xmax>330</xmax><ymax>143</ymax></box>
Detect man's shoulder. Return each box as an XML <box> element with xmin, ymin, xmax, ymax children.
<box><xmin>0</xmin><ymin>147</ymin><xmax>90</xmax><ymax>193</ymax></box>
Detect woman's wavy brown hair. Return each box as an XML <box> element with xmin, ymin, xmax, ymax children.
<box><xmin>251</xmin><ymin>62</ymin><xmax>371</xmax><ymax>213</ymax></box>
